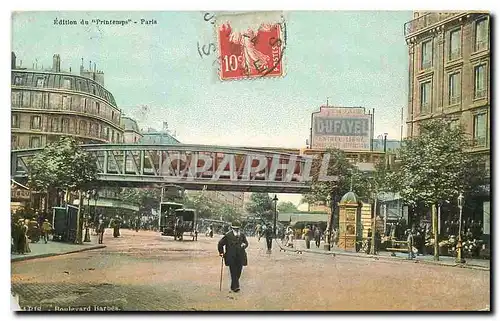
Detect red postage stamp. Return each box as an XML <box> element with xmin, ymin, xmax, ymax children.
<box><xmin>217</xmin><ymin>12</ymin><xmax>285</xmax><ymax>80</ymax></box>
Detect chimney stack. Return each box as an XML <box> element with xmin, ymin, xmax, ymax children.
<box><xmin>11</xmin><ymin>52</ymin><xmax>16</xmax><ymax>69</ymax></box>
<box><xmin>52</xmin><ymin>54</ymin><xmax>61</xmax><ymax>72</ymax></box>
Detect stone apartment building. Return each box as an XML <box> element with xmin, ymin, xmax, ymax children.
<box><xmin>11</xmin><ymin>53</ymin><xmax>124</xmax><ymax>149</ymax></box>
<box><xmin>404</xmin><ymin>12</ymin><xmax>490</xmax><ymax>237</ymax></box>
<box><xmin>404</xmin><ymin>12</ymin><xmax>490</xmax><ymax>161</ymax></box>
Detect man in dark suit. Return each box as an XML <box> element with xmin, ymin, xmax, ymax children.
<box><xmin>218</xmin><ymin>221</ymin><xmax>249</xmax><ymax>292</ymax></box>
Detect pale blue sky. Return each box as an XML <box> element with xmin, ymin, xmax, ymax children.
<box><xmin>12</xmin><ymin>11</ymin><xmax>411</xmax><ymax>148</ymax></box>
<box><xmin>12</xmin><ymin>11</ymin><xmax>412</xmax><ymax>207</ymax></box>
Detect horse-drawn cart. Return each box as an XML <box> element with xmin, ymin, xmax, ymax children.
<box><xmin>173</xmin><ymin>208</ymin><xmax>197</xmax><ymax>241</ymax></box>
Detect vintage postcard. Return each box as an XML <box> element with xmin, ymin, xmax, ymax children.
<box><xmin>10</xmin><ymin>10</ymin><xmax>490</xmax><ymax>312</ymax></box>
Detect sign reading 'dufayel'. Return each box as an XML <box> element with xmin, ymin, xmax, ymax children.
<box><xmin>311</xmin><ymin>106</ymin><xmax>373</xmax><ymax>151</ymax></box>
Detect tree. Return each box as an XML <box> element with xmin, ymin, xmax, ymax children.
<box><xmin>246</xmin><ymin>193</ymin><xmax>273</xmax><ymax>218</ymax></box>
<box><xmin>301</xmin><ymin>148</ymin><xmax>373</xmax><ymax>205</ymax></box>
<box><xmin>277</xmin><ymin>201</ymin><xmax>298</xmax><ymax>213</ymax></box>
<box><xmin>392</xmin><ymin>118</ymin><xmax>486</xmax><ymax>207</ymax></box>
<box><xmin>27</xmin><ymin>137</ymin><xmax>99</xmax><ymax>208</ymax></box>
<box><xmin>119</xmin><ymin>187</ymin><xmax>161</xmax><ymax>215</ymax></box>
<box><xmin>184</xmin><ymin>192</ymin><xmax>219</xmax><ymax>219</ymax></box>
<box><xmin>216</xmin><ymin>204</ymin><xmax>243</xmax><ymax>223</ymax></box>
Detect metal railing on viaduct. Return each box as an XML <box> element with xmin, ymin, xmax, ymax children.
<box><xmin>11</xmin><ymin>144</ymin><xmax>312</xmax><ymax>194</ymax></box>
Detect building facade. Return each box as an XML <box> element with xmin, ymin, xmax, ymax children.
<box><xmin>138</xmin><ymin>128</ymin><xmax>181</xmax><ymax>144</ymax></box>
<box><xmin>404</xmin><ymin>12</ymin><xmax>490</xmax><ymax>241</ymax></box>
<box><xmin>404</xmin><ymin>12</ymin><xmax>490</xmax><ymax>159</ymax></box>
<box><xmin>121</xmin><ymin>116</ymin><xmax>143</xmax><ymax>143</ymax></box>
<box><xmin>11</xmin><ymin>53</ymin><xmax>124</xmax><ymax>150</ymax></box>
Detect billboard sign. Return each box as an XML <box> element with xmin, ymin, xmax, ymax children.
<box><xmin>311</xmin><ymin>106</ymin><xmax>372</xmax><ymax>150</ymax></box>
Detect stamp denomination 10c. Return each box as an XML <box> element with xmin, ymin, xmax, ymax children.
<box><xmin>216</xmin><ymin>12</ymin><xmax>286</xmax><ymax>81</ymax></box>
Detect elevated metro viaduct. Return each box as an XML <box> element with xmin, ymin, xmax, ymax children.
<box><xmin>11</xmin><ymin>144</ymin><xmax>311</xmax><ymax>194</ymax></box>
<box><xmin>11</xmin><ymin>144</ymin><xmax>391</xmax><ymax>194</ymax></box>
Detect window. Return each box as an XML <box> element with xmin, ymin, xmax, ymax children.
<box><xmin>473</xmin><ymin>113</ymin><xmax>487</xmax><ymax>147</ymax></box>
<box><xmin>61</xmin><ymin>118</ymin><xmax>70</xmax><ymax>133</ymax></box>
<box><xmin>36</xmin><ymin>77</ymin><xmax>45</xmax><ymax>87</ymax></box>
<box><xmin>32</xmin><ymin>92</ymin><xmax>43</xmax><ymax>109</ymax></box>
<box><xmin>50</xmin><ymin>118</ymin><xmax>59</xmax><ymax>132</ymax></box>
<box><xmin>79</xmin><ymin>120</ymin><xmax>87</xmax><ymax>135</ymax></box>
<box><xmin>420</xmin><ymin>81</ymin><xmax>431</xmax><ymax>113</ymax></box>
<box><xmin>450</xmin><ymin>119</ymin><xmax>460</xmax><ymax>130</ymax></box>
<box><xmin>475</xmin><ymin>18</ymin><xmax>489</xmax><ymax>51</ymax></box>
<box><xmin>11</xmin><ymin>114</ymin><xmax>19</xmax><ymax>128</ymax></box>
<box><xmin>11</xmin><ymin>91</ymin><xmax>21</xmax><ymax>107</ymax></box>
<box><xmin>449</xmin><ymin>29</ymin><xmax>461</xmax><ymax>60</ymax></box>
<box><xmin>30</xmin><ymin>136</ymin><xmax>41</xmax><ymax>148</ymax></box>
<box><xmin>14</xmin><ymin>76</ymin><xmax>23</xmax><ymax>85</ymax></box>
<box><xmin>111</xmin><ymin>130</ymin><xmax>115</xmax><ymax>143</ymax></box>
<box><xmin>96</xmin><ymin>102</ymin><xmax>100</xmax><ymax>115</ymax></box>
<box><xmin>474</xmin><ymin>64</ymin><xmax>487</xmax><ymax>99</ymax></box>
<box><xmin>62</xmin><ymin>96</ymin><xmax>71</xmax><ymax>110</ymax></box>
<box><xmin>30</xmin><ymin>116</ymin><xmax>41</xmax><ymax>130</ymax></box>
<box><xmin>91</xmin><ymin>85</ymin><xmax>96</xmax><ymax>95</ymax></box>
<box><xmin>11</xmin><ymin>135</ymin><xmax>18</xmax><ymax>148</ymax></box>
<box><xmin>62</xmin><ymin>78</ymin><xmax>71</xmax><ymax>89</ymax></box>
<box><xmin>22</xmin><ymin>91</ymin><xmax>31</xmax><ymax>108</ymax></box>
<box><xmin>81</xmin><ymin>98</ymin><xmax>87</xmax><ymax>113</ymax></box>
<box><xmin>448</xmin><ymin>73</ymin><xmax>461</xmax><ymax>105</ymax></box>
<box><xmin>421</xmin><ymin>40</ymin><xmax>433</xmax><ymax>69</ymax></box>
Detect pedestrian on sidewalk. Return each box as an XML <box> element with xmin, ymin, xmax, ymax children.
<box><xmin>41</xmin><ymin>219</ymin><xmax>52</xmax><ymax>244</ymax></box>
<box><xmin>303</xmin><ymin>225</ymin><xmax>312</xmax><ymax>249</ymax></box>
<box><xmin>314</xmin><ymin>227</ymin><xmax>322</xmax><ymax>248</ymax></box>
<box><xmin>407</xmin><ymin>229</ymin><xmax>415</xmax><ymax>260</ymax></box>
<box><xmin>98</xmin><ymin>219</ymin><xmax>106</xmax><ymax>244</ymax></box>
<box><xmin>366</xmin><ymin>228</ymin><xmax>372</xmax><ymax>254</ymax></box>
<box><xmin>217</xmin><ymin>220</ymin><xmax>248</xmax><ymax>293</ymax></box>
<box><xmin>263</xmin><ymin>224</ymin><xmax>273</xmax><ymax>253</ymax></box>
<box><xmin>22</xmin><ymin>219</ymin><xmax>31</xmax><ymax>254</ymax></box>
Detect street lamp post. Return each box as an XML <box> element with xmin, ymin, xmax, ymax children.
<box><xmin>456</xmin><ymin>193</ymin><xmax>466</xmax><ymax>263</ymax></box>
<box><xmin>272</xmin><ymin>194</ymin><xmax>278</xmax><ymax>239</ymax></box>
<box><xmin>83</xmin><ymin>191</ymin><xmax>91</xmax><ymax>242</ymax></box>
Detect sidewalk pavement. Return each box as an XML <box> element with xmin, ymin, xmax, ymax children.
<box><xmin>11</xmin><ymin>233</ymin><xmax>105</xmax><ymax>262</ymax></box>
<box><xmin>283</xmin><ymin>239</ymin><xmax>490</xmax><ymax>271</ymax></box>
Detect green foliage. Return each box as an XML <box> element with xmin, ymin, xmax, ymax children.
<box><xmin>393</xmin><ymin>118</ymin><xmax>486</xmax><ymax>206</ymax></box>
<box><xmin>27</xmin><ymin>137</ymin><xmax>99</xmax><ymax>192</ymax></box>
<box><xmin>217</xmin><ymin>204</ymin><xmax>243</xmax><ymax>223</ymax></box>
<box><xmin>182</xmin><ymin>191</ymin><xmax>243</xmax><ymax>222</ymax></box>
<box><xmin>119</xmin><ymin>188</ymin><xmax>161</xmax><ymax>215</ymax></box>
<box><xmin>187</xmin><ymin>192</ymin><xmax>219</xmax><ymax>219</ymax></box>
<box><xmin>246</xmin><ymin>193</ymin><xmax>274</xmax><ymax>218</ymax></box>
<box><xmin>301</xmin><ymin>148</ymin><xmax>396</xmax><ymax>205</ymax></box>
<box><xmin>302</xmin><ymin>148</ymin><xmax>368</xmax><ymax>203</ymax></box>
<box><xmin>277</xmin><ymin>201</ymin><xmax>298</xmax><ymax>213</ymax></box>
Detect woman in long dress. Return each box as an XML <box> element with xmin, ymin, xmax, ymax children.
<box><xmin>22</xmin><ymin>220</ymin><xmax>31</xmax><ymax>253</ymax></box>
<box><xmin>226</xmin><ymin>22</ymin><xmax>273</xmax><ymax>75</ymax></box>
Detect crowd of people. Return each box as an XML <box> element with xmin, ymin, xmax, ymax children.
<box><xmin>11</xmin><ymin>211</ymin><xmax>53</xmax><ymax>255</ymax></box>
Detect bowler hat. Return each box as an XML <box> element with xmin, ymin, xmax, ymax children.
<box><xmin>231</xmin><ymin>221</ymin><xmax>241</xmax><ymax>228</ymax></box>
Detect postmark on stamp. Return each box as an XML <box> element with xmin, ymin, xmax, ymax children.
<box><xmin>216</xmin><ymin>12</ymin><xmax>286</xmax><ymax>81</ymax></box>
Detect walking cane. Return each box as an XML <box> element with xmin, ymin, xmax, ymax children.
<box><xmin>219</xmin><ymin>255</ymin><xmax>224</xmax><ymax>291</ymax></box>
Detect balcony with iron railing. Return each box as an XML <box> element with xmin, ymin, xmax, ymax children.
<box><xmin>404</xmin><ymin>12</ymin><xmax>462</xmax><ymax>37</ymax></box>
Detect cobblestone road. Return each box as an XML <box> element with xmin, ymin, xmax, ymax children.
<box><xmin>11</xmin><ymin>229</ymin><xmax>490</xmax><ymax>311</ymax></box>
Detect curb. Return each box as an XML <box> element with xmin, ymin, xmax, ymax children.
<box><xmin>11</xmin><ymin>245</ymin><xmax>106</xmax><ymax>262</ymax></box>
<box><xmin>300</xmin><ymin>249</ymin><xmax>490</xmax><ymax>271</ymax></box>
